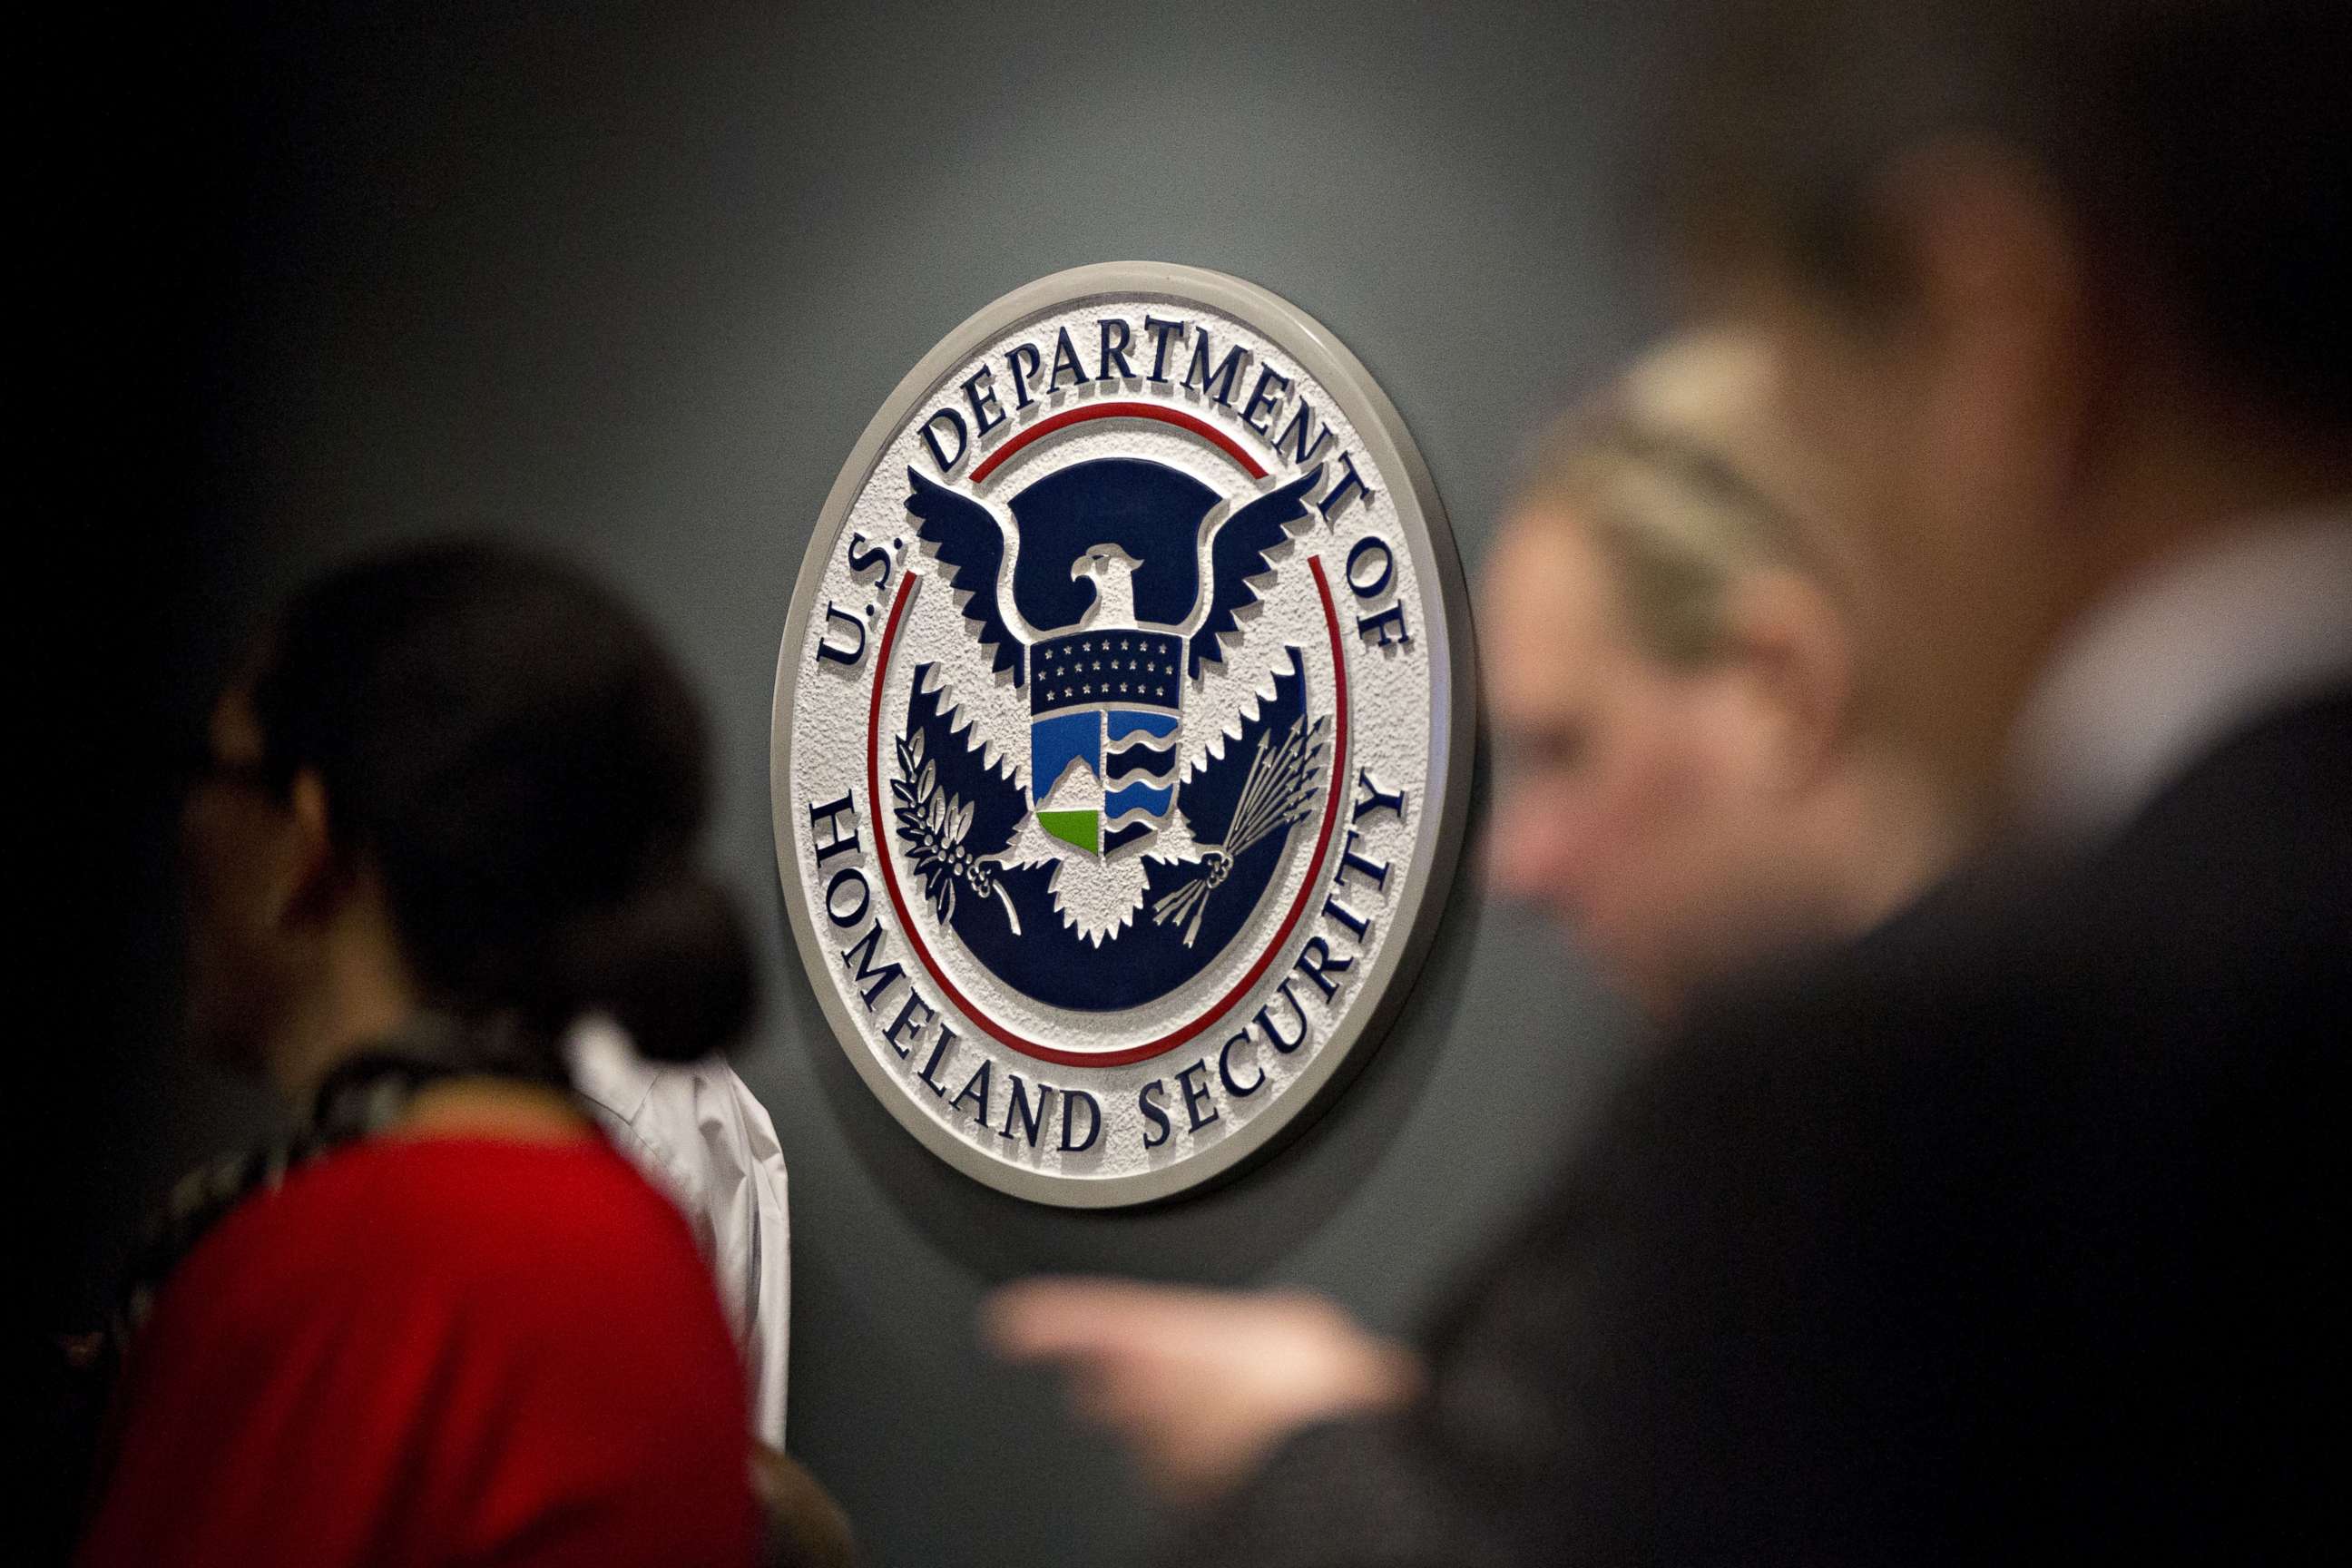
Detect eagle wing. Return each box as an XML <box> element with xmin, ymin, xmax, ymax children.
<box><xmin>901</xmin><ymin>664</ymin><xmax>1027</xmax><ymax>862</ymax></box>
<box><xmin>1187</xmin><ymin>464</ymin><xmax>1324</xmax><ymax>680</ymax></box>
<box><xmin>906</xmin><ymin>467</ymin><xmax>1025</xmax><ymax>688</ymax></box>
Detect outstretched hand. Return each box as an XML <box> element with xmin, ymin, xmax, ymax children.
<box><xmin>981</xmin><ymin>1278</ymin><xmax>1423</xmax><ymax>1504</ymax></box>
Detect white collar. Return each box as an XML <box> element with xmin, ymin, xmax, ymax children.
<box><xmin>565</xmin><ymin>1014</ymin><xmax>659</xmax><ymax>1122</ymax></box>
<box><xmin>2006</xmin><ymin>512</ymin><xmax>2352</xmax><ymax>844</ymax></box>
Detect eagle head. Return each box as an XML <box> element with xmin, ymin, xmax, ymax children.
<box><xmin>1070</xmin><ymin>543</ymin><xmax>1142</xmax><ymax>580</ymax></box>
<box><xmin>1071</xmin><ymin>544</ymin><xmax>1142</xmax><ymax>630</ymax></box>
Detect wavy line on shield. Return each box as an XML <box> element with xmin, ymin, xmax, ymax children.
<box><xmin>1104</xmin><ymin>729</ymin><xmax>1176</xmax><ymax>758</ymax></box>
<box><xmin>1103</xmin><ymin>781</ymin><xmax>1175</xmax><ymax>819</ymax></box>
<box><xmin>1104</xmin><ymin>743</ymin><xmax>1176</xmax><ymax>783</ymax></box>
<box><xmin>1102</xmin><ymin>820</ymin><xmax>1157</xmax><ymax>854</ymax></box>
<box><xmin>1105</xmin><ymin>709</ymin><xmax>1180</xmax><ymax>743</ymax></box>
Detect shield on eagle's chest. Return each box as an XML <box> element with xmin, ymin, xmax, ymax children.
<box><xmin>1028</xmin><ymin>628</ymin><xmax>1183</xmax><ymax>856</ymax></box>
<box><xmin>1004</xmin><ymin>457</ymin><xmax>1220</xmax><ymax>860</ymax></box>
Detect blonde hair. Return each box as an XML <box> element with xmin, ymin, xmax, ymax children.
<box><xmin>1516</xmin><ymin>332</ymin><xmax>1840</xmax><ymax>667</ymax></box>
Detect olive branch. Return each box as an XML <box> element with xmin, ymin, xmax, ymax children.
<box><xmin>1151</xmin><ymin>715</ymin><xmax>1328</xmax><ymax>948</ymax></box>
<box><xmin>891</xmin><ymin>731</ymin><xmax>1019</xmax><ymax>933</ymax></box>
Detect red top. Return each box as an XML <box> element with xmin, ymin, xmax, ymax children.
<box><xmin>83</xmin><ymin>1136</ymin><xmax>757</xmax><ymax>1568</ymax></box>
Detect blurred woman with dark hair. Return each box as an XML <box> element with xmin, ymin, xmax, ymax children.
<box><xmin>83</xmin><ymin>542</ymin><xmax>762</xmax><ymax>1566</ymax></box>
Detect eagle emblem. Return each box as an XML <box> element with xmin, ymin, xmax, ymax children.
<box><xmin>888</xmin><ymin>456</ymin><xmax>1332</xmax><ymax>1012</ymax></box>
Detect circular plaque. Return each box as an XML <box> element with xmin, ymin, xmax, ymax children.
<box><xmin>771</xmin><ymin>261</ymin><xmax>1473</xmax><ymax>1206</ymax></box>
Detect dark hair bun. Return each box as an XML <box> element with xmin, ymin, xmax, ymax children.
<box><xmin>544</xmin><ymin>870</ymin><xmax>756</xmax><ymax>1064</ymax></box>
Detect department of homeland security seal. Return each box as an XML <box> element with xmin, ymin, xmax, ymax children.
<box><xmin>771</xmin><ymin>262</ymin><xmax>1473</xmax><ymax>1206</ymax></box>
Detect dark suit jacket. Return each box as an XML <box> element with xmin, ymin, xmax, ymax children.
<box><xmin>1180</xmin><ymin>691</ymin><xmax>2349</xmax><ymax>1566</ymax></box>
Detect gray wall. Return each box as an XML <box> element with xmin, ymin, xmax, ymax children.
<box><xmin>138</xmin><ymin>5</ymin><xmax>1667</xmax><ymax>1563</ymax></box>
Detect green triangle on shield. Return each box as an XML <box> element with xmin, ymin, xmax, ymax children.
<box><xmin>1037</xmin><ymin>808</ymin><xmax>1099</xmax><ymax>854</ymax></box>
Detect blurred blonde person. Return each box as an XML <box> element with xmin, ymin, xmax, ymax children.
<box><xmin>983</xmin><ymin>330</ymin><xmax>1961</xmax><ymax>1503</ymax></box>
